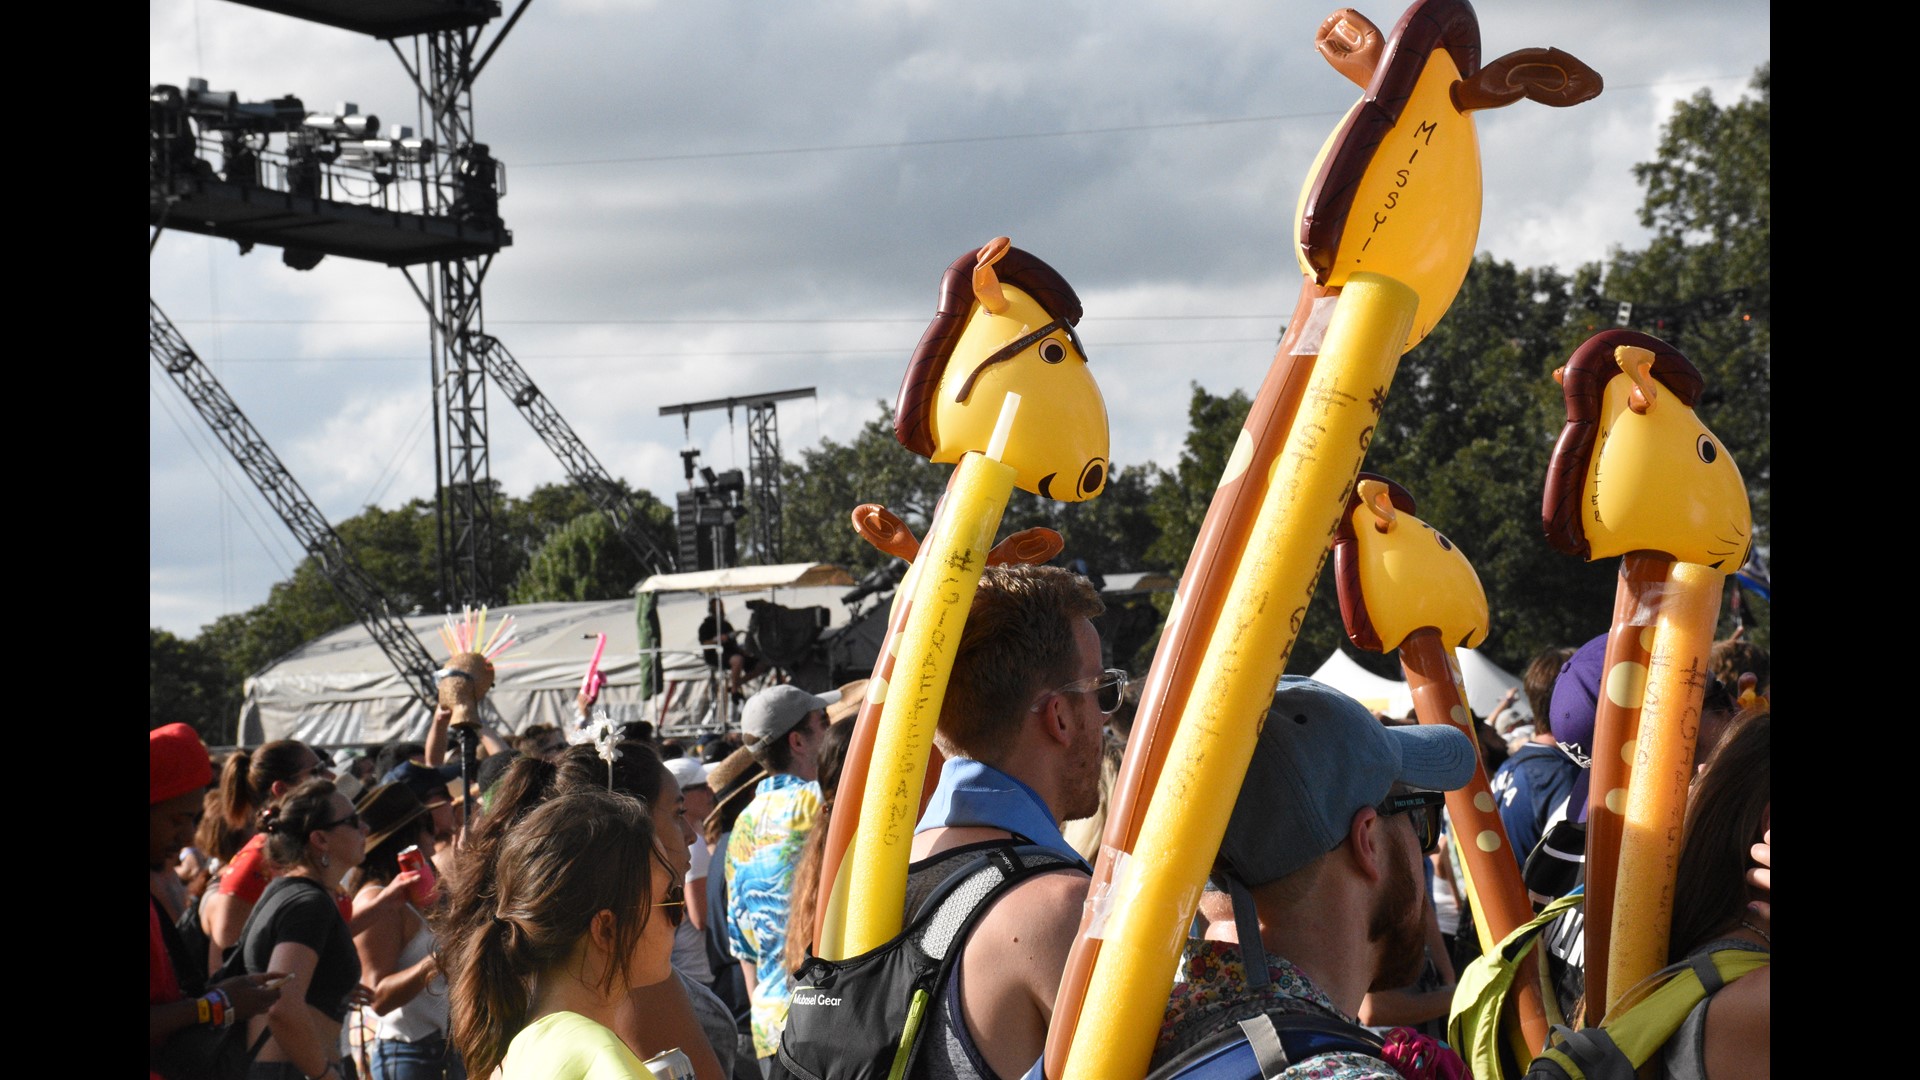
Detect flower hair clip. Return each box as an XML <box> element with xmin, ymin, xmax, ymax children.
<box><xmin>588</xmin><ymin>708</ymin><xmax>623</xmax><ymax>788</ymax></box>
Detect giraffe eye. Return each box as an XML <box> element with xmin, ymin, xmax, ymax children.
<box><xmin>1039</xmin><ymin>339</ymin><xmax>1066</xmax><ymax>364</ymax></box>
<box><xmin>1696</xmin><ymin>435</ymin><xmax>1718</xmax><ymax>463</ymax></box>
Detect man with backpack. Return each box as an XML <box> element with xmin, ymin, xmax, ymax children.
<box><xmin>780</xmin><ymin>565</ymin><xmax>1108</xmax><ymax>1080</ymax></box>
<box><xmin>1150</xmin><ymin>677</ymin><xmax>1477</xmax><ymax>1079</ymax></box>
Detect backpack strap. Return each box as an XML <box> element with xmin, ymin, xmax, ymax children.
<box><xmin>1151</xmin><ymin>1008</ymin><xmax>1385</xmax><ymax>1079</ymax></box>
<box><xmin>1526</xmin><ymin>947</ymin><xmax>1769</xmax><ymax>1080</ymax></box>
<box><xmin>913</xmin><ymin>843</ymin><xmax>1076</xmax><ymax>963</ymax></box>
<box><xmin>1237</xmin><ymin>1014</ymin><xmax>1290</xmax><ymax>1076</ymax></box>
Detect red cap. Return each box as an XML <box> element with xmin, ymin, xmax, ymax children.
<box><xmin>150</xmin><ymin>723</ymin><xmax>213</xmax><ymax>805</ymax></box>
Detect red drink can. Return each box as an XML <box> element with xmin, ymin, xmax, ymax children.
<box><xmin>397</xmin><ymin>845</ymin><xmax>437</xmax><ymax>907</ymax></box>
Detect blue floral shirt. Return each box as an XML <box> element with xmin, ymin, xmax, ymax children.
<box><xmin>724</xmin><ymin>773</ymin><xmax>820</xmax><ymax>1058</ymax></box>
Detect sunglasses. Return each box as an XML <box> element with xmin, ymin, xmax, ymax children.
<box><xmin>1376</xmin><ymin>790</ymin><xmax>1446</xmax><ymax>855</ymax></box>
<box><xmin>650</xmin><ymin>848</ymin><xmax>687</xmax><ymax>928</ymax></box>
<box><xmin>319</xmin><ymin>810</ymin><xmax>364</xmax><ymax>832</ymax></box>
<box><xmin>656</xmin><ymin>883</ymin><xmax>686</xmax><ymax>928</ymax></box>
<box><xmin>1037</xmin><ymin>668</ymin><xmax>1130</xmax><ymax>716</ymax></box>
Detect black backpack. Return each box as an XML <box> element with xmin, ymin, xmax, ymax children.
<box><xmin>776</xmin><ymin>842</ymin><xmax>1074</xmax><ymax>1080</ymax></box>
<box><xmin>1147</xmin><ymin>1010</ymin><xmax>1390</xmax><ymax>1079</ymax></box>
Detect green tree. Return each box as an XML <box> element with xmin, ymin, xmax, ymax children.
<box><xmin>1340</xmin><ymin>255</ymin><xmax>1619</xmax><ymax>677</ymax></box>
<box><xmin>779</xmin><ymin>402</ymin><xmax>1168</xmax><ymax>579</ymax></box>
<box><xmin>1146</xmin><ymin>386</ymin><xmax>1252</xmax><ymax>569</ymax></box>
<box><xmin>151</xmin><ymin>627</ymin><xmax>236</xmax><ymax>744</ymax></box>
<box><xmin>509</xmin><ymin>509</ymin><xmax>650</xmax><ymax>602</ymax></box>
<box><xmin>779</xmin><ymin>404</ymin><xmax>969</xmax><ymax>575</ymax></box>
<box><xmin>1603</xmin><ymin>64</ymin><xmax>1769</xmax><ymax>647</ymax></box>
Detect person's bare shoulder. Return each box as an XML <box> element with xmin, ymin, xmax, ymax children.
<box><xmin>1703</xmin><ymin>964</ymin><xmax>1769</xmax><ymax>1080</ymax></box>
<box><xmin>967</xmin><ymin>867</ymin><xmax>1089</xmax><ymax>1006</ymax></box>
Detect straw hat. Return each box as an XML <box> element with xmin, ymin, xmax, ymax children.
<box><xmin>356</xmin><ymin>782</ymin><xmax>430</xmax><ymax>853</ymax></box>
<box><xmin>825</xmin><ymin>679</ymin><xmax>868</xmax><ymax>724</ymax></box>
<box><xmin>703</xmin><ymin>746</ymin><xmax>767</xmax><ymax>836</ymax></box>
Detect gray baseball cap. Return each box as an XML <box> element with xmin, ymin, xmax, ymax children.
<box><xmin>741</xmin><ymin>684</ymin><xmax>842</xmax><ymax>752</ymax></box>
<box><xmin>1217</xmin><ymin>676</ymin><xmax>1476</xmax><ymax>887</ymax></box>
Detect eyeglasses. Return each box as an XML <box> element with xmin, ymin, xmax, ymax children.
<box><xmin>319</xmin><ymin>810</ymin><xmax>364</xmax><ymax>832</ymax></box>
<box><xmin>1035</xmin><ymin>668</ymin><xmax>1130</xmax><ymax>716</ymax></box>
<box><xmin>1376</xmin><ymin>790</ymin><xmax>1447</xmax><ymax>855</ymax></box>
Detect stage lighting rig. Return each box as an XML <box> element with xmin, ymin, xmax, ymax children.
<box><xmin>179</xmin><ymin>77</ymin><xmax>306</xmax><ymax>133</ymax></box>
<box><xmin>303</xmin><ymin>104</ymin><xmax>380</xmax><ymax>139</ymax></box>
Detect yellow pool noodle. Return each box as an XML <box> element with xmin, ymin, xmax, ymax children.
<box><xmin>1060</xmin><ymin>273</ymin><xmax>1416</xmax><ymax>1080</ymax></box>
<box><xmin>841</xmin><ymin>450</ymin><xmax>1016</xmax><ymax>955</ymax></box>
<box><xmin>1606</xmin><ymin>560</ymin><xmax>1724</xmax><ymax>1012</ymax></box>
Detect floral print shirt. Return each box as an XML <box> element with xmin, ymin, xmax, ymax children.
<box><xmin>1155</xmin><ymin>940</ymin><xmax>1400</xmax><ymax>1080</ymax></box>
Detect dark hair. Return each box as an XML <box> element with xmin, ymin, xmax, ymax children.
<box><xmin>1708</xmin><ymin>639</ymin><xmax>1769</xmax><ymax>698</ymax></box>
<box><xmin>439</xmin><ymin>742</ymin><xmax>670</xmax><ymax>995</ymax></box>
<box><xmin>785</xmin><ymin>718</ymin><xmax>855</xmax><ymax>974</ymax></box>
<box><xmin>374</xmin><ymin>742</ymin><xmax>423</xmax><ymax>782</ymax></box>
<box><xmin>260</xmin><ymin>779</ymin><xmax>343</xmax><ymax>871</ymax></box>
<box><xmin>1524</xmin><ymin>646</ymin><xmax>1576</xmax><ymax>736</ymax></box>
<box><xmin>756</xmin><ymin>716</ymin><xmax>811</xmax><ymax>774</ymax></box>
<box><xmin>1668</xmin><ymin>707</ymin><xmax>1770</xmax><ymax>961</ymax></box>
<box><xmin>702</xmin><ymin>738</ymin><xmax>733</xmax><ymax>764</ymax></box>
<box><xmin>555</xmin><ymin>741</ymin><xmax>668</xmax><ymax>804</ymax></box>
<box><xmin>216</xmin><ymin>741</ymin><xmax>316</xmax><ymax>830</ymax></box>
<box><xmin>514</xmin><ymin>724</ymin><xmax>559</xmax><ymax>755</ymax></box>
<box><xmin>197</xmin><ymin>788</ymin><xmax>250</xmax><ymax>863</ymax></box>
<box><xmin>937</xmin><ymin>565</ymin><xmax>1104</xmax><ymax>762</ymax></box>
<box><xmin>445</xmin><ymin>790</ymin><xmax>658</xmax><ymax>1078</ymax></box>
<box><xmin>476</xmin><ymin>750</ymin><xmax>522</xmax><ymax>802</ymax></box>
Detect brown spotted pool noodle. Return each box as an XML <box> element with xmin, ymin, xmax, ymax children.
<box><xmin>1401</xmin><ymin>630</ymin><xmax>1548</xmax><ymax>1049</ymax></box>
<box><xmin>1578</xmin><ymin>554</ymin><xmax>1664</xmax><ymax>1020</ymax></box>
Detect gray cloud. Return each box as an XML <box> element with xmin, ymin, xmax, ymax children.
<box><xmin>151</xmin><ymin>0</ymin><xmax>1769</xmax><ymax>633</ymax></box>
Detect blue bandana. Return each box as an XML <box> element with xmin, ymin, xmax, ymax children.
<box><xmin>915</xmin><ymin>757</ymin><xmax>1090</xmax><ymax>870</ymax></box>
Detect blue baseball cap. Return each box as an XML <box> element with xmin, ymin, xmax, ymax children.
<box><xmin>1217</xmin><ymin>676</ymin><xmax>1476</xmax><ymax>886</ymax></box>
<box><xmin>382</xmin><ymin>760</ymin><xmax>461</xmax><ymax>805</ymax></box>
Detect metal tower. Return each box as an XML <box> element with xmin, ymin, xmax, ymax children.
<box><xmin>151</xmin><ymin>299</ymin><xmax>440</xmax><ymax>707</ymax></box>
<box><xmin>658</xmin><ymin>388</ymin><xmax>816</xmax><ymax>565</ymax></box>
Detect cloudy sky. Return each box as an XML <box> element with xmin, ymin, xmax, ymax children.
<box><xmin>150</xmin><ymin>0</ymin><xmax>1769</xmax><ymax>637</ymax></box>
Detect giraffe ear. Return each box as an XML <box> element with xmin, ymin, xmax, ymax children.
<box><xmin>1316</xmin><ymin>9</ymin><xmax>1384</xmax><ymax>89</ymax></box>
<box><xmin>972</xmin><ymin>236</ymin><xmax>1012</xmax><ymax>315</ymax></box>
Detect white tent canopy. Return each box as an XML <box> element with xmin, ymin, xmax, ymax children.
<box><xmin>1309</xmin><ymin>649</ymin><xmax>1414</xmax><ymax>718</ymax></box>
<box><xmin>1454</xmin><ymin>648</ymin><xmax>1526</xmax><ymax>723</ymax></box>
<box><xmin>637</xmin><ymin>562</ymin><xmax>856</xmax><ymax>594</ymax></box>
<box><xmin>1306</xmin><ymin>647</ymin><xmax>1523</xmax><ymax>721</ymax></box>
<box><xmin>240</xmin><ymin>574</ymin><xmax>857</xmax><ymax>748</ymax></box>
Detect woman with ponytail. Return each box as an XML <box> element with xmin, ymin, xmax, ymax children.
<box><xmin>443</xmin><ymin>789</ymin><xmax>674</xmax><ymax>1079</ymax></box>
<box><xmin>244</xmin><ymin>779</ymin><xmax>371</xmax><ymax>1080</ymax></box>
<box><xmin>439</xmin><ymin>743</ymin><xmax>732</xmax><ymax>1080</ymax></box>
<box><xmin>199</xmin><ymin>742</ymin><xmax>333</xmax><ymax>978</ymax></box>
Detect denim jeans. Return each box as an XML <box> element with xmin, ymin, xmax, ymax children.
<box><xmin>369</xmin><ymin>1035</ymin><xmax>466</xmax><ymax>1080</ymax></box>
<box><xmin>249</xmin><ymin>1061</ymin><xmax>361</xmax><ymax>1080</ymax></box>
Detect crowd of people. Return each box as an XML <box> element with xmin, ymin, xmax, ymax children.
<box><xmin>152</xmin><ymin>566</ymin><xmax>1770</xmax><ymax>1080</ymax></box>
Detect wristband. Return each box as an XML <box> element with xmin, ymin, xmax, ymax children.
<box><xmin>196</xmin><ymin>995</ymin><xmax>212</xmax><ymax>1024</ymax></box>
<box><xmin>206</xmin><ymin>987</ymin><xmax>232</xmax><ymax>1028</ymax></box>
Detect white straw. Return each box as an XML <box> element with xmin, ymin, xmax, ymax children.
<box><xmin>985</xmin><ymin>392</ymin><xmax>1022</xmax><ymax>462</ymax></box>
